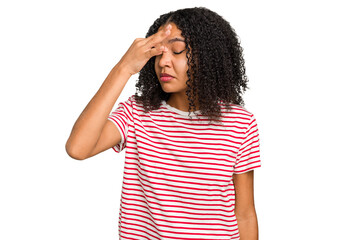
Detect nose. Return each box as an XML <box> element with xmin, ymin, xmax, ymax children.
<box><xmin>157</xmin><ymin>47</ymin><xmax>172</xmax><ymax>68</ymax></box>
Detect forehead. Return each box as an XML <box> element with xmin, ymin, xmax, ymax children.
<box><xmin>158</xmin><ymin>23</ymin><xmax>185</xmax><ymax>44</ymax></box>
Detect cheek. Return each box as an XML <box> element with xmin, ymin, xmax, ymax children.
<box><xmin>179</xmin><ymin>60</ymin><xmax>189</xmax><ymax>77</ymax></box>
<box><xmin>174</xmin><ymin>56</ymin><xmax>188</xmax><ymax>70</ymax></box>
<box><xmin>154</xmin><ymin>58</ymin><xmax>160</xmax><ymax>72</ymax></box>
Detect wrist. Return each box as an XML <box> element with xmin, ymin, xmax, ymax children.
<box><xmin>113</xmin><ymin>62</ymin><xmax>134</xmax><ymax>77</ymax></box>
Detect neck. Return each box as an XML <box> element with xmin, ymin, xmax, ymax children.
<box><xmin>166</xmin><ymin>93</ymin><xmax>200</xmax><ymax>112</ymax></box>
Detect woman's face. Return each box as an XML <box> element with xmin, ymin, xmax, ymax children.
<box><xmin>154</xmin><ymin>23</ymin><xmax>190</xmax><ymax>94</ymax></box>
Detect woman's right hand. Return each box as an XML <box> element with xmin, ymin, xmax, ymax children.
<box><xmin>117</xmin><ymin>23</ymin><xmax>172</xmax><ymax>76</ymax></box>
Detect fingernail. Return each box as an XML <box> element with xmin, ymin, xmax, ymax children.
<box><xmin>160</xmin><ymin>46</ymin><xmax>164</xmax><ymax>50</ymax></box>
<box><xmin>166</xmin><ymin>24</ymin><xmax>171</xmax><ymax>29</ymax></box>
<box><xmin>165</xmin><ymin>30</ymin><xmax>170</xmax><ymax>35</ymax></box>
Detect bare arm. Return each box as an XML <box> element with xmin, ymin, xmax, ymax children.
<box><xmin>65</xmin><ymin>24</ymin><xmax>173</xmax><ymax>160</ymax></box>
<box><xmin>65</xmin><ymin>63</ymin><xmax>132</xmax><ymax>160</ymax></box>
<box><xmin>233</xmin><ymin>170</ymin><xmax>259</xmax><ymax>240</ymax></box>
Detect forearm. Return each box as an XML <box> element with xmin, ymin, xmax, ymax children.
<box><xmin>235</xmin><ymin>213</ymin><xmax>259</xmax><ymax>240</ymax></box>
<box><xmin>66</xmin><ymin>63</ymin><xmax>131</xmax><ymax>159</ymax></box>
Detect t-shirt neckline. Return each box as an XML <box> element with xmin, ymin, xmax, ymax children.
<box><xmin>161</xmin><ymin>100</ymin><xmax>201</xmax><ymax>116</ymax></box>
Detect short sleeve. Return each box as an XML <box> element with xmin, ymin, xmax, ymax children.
<box><xmin>233</xmin><ymin>113</ymin><xmax>262</xmax><ymax>174</ymax></box>
<box><xmin>107</xmin><ymin>95</ymin><xmax>134</xmax><ymax>153</ymax></box>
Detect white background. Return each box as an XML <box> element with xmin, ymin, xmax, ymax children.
<box><xmin>1</xmin><ymin>0</ymin><xmax>359</xmax><ymax>239</ymax></box>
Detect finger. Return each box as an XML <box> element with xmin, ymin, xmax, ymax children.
<box><xmin>145</xmin><ymin>24</ymin><xmax>172</xmax><ymax>47</ymax></box>
<box><xmin>146</xmin><ymin>25</ymin><xmax>171</xmax><ymax>46</ymax></box>
<box><xmin>147</xmin><ymin>45</ymin><xmax>168</xmax><ymax>58</ymax></box>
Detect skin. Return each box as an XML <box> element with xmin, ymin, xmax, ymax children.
<box><xmin>233</xmin><ymin>170</ymin><xmax>259</xmax><ymax>239</ymax></box>
<box><xmin>154</xmin><ymin>22</ymin><xmax>200</xmax><ymax>112</ymax></box>
<box><xmin>65</xmin><ymin>23</ymin><xmax>174</xmax><ymax>160</ymax></box>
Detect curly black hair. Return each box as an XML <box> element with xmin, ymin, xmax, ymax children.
<box><xmin>134</xmin><ymin>6</ymin><xmax>249</xmax><ymax>124</ymax></box>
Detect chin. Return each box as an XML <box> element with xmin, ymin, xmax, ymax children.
<box><xmin>160</xmin><ymin>86</ymin><xmax>175</xmax><ymax>93</ymax></box>
<box><xmin>161</xmin><ymin>86</ymin><xmax>188</xmax><ymax>94</ymax></box>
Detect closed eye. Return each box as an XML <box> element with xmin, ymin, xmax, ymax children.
<box><xmin>174</xmin><ymin>50</ymin><xmax>185</xmax><ymax>55</ymax></box>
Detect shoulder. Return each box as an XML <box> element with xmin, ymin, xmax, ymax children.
<box><xmin>123</xmin><ymin>94</ymin><xmax>137</xmax><ymax>108</ymax></box>
<box><xmin>128</xmin><ymin>94</ymin><xmax>136</xmax><ymax>103</ymax></box>
<box><xmin>219</xmin><ymin>101</ymin><xmax>254</xmax><ymax>119</ymax></box>
<box><xmin>127</xmin><ymin>94</ymin><xmax>147</xmax><ymax>113</ymax></box>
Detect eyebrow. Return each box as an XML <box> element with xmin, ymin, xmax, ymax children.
<box><xmin>168</xmin><ymin>37</ymin><xmax>185</xmax><ymax>44</ymax></box>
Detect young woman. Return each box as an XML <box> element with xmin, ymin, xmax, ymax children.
<box><xmin>66</xmin><ymin>7</ymin><xmax>261</xmax><ymax>240</ymax></box>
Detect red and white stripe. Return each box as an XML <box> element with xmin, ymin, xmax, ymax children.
<box><xmin>108</xmin><ymin>94</ymin><xmax>261</xmax><ymax>240</ymax></box>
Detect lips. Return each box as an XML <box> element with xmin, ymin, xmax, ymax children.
<box><xmin>160</xmin><ymin>73</ymin><xmax>174</xmax><ymax>82</ymax></box>
<box><xmin>160</xmin><ymin>73</ymin><xmax>174</xmax><ymax>78</ymax></box>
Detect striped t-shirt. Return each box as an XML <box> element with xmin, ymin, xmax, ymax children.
<box><xmin>107</xmin><ymin>94</ymin><xmax>261</xmax><ymax>240</ymax></box>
